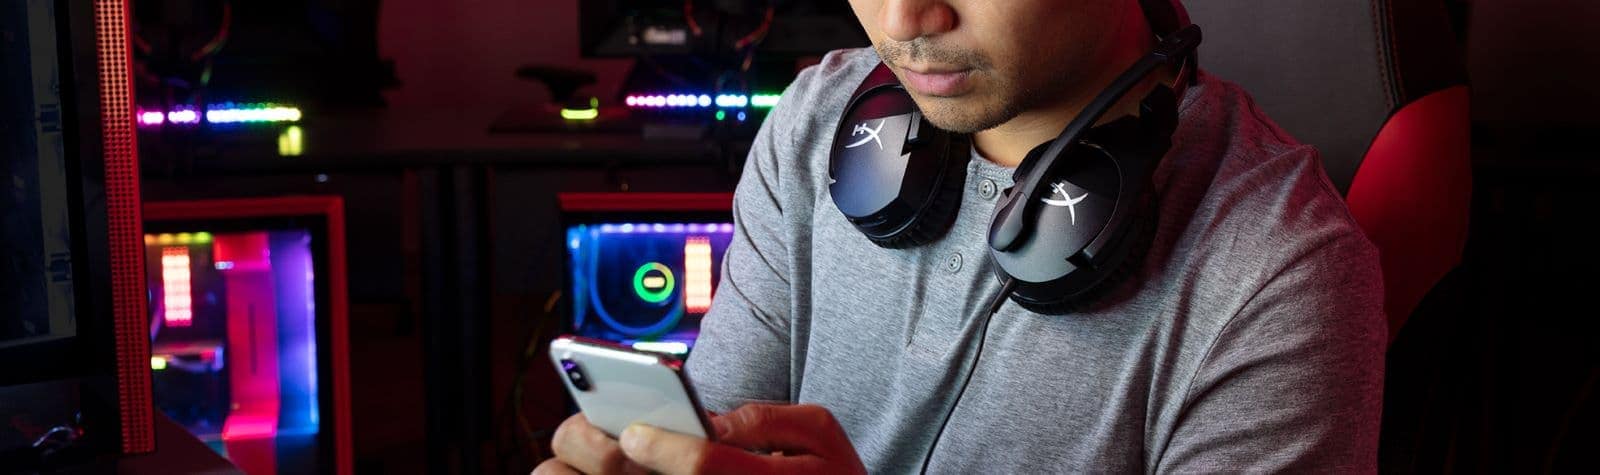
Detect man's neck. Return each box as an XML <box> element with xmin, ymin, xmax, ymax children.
<box><xmin>973</xmin><ymin>19</ymin><xmax>1166</xmax><ymax>168</ymax></box>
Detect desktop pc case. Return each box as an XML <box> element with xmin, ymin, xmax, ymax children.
<box><xmin>141</xmin><ymin>196</ymin><xmax>353</xmax><ymax>475</ymax></box>
<box><xmin>559</xmin><ymin>193</ymin><xmax>735</xmax><ymax>356</ymax></box>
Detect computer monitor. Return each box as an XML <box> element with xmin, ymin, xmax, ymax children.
<box><xmin>1</xmin><ymin>0</ymin><xmax>154</xmax><ymax>465</ymax></box>
<box><xmin>559</xmin><ymin>193</ymin><xmax>735</xmax><ymax>356</ymax></box>
<box><xmin>141</xmin><ymin>196</ymin><xmax>352</xmax><ymax>475</ymax></box>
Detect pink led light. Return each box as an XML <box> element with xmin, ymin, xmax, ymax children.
<box><xmin>138</xmin><ymin>111</ymin><xmax>165</xmax><ymax>125</ymax></box>
<box><xmin>684</xmin><ymin>237</ymin><xmax>713</xmax><ymax>313</ymax></box>
<box><xmin>161</xmin><ymin>247</ymin><xmax>193</xmax><ymax>327</ymax></box>
<box><xmin>222</xmin><ymin>412</ymin><xmax>279</xmax><ymax>440</ymax></box>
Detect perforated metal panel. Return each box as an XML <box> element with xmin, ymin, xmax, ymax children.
<box><xmin>93</xmin><ymin>0</ymin><xmax>154</xmax><ymax>454</ymax></box>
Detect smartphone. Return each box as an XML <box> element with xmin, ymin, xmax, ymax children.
<box><xmin>548</xmin><ymin>335</ymin><xmax>716</xmax><ymax>440</ymax></box>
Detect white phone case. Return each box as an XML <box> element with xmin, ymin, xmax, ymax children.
<box><xmin>548</xmin><ymin>336</ymin><xmax>715</xmax><ymax>440</ymax></box>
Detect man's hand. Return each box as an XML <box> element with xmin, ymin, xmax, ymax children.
<box><xmin>536</xmin><ymin>404</ymin><xmax>866</xmax><ymax>475</ymax></box>
<box><xmin>536</xmin><ymin>413</ymin><xmax>647</xmax><ymax>475</ymax></box>
<box><xmin>620</xmin><ymin>403</ymin><xmax>866</xmax><ymax>475</ymax></box>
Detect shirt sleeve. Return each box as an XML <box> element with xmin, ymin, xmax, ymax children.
<box><xmin>683</xmin><ymin>70</ymin><xmax>817</xmax><ymax>412</ymax></box>
<box><xmin>1156</xmin><ymin>206</ymin><xmax>1389</xmax><ymax>472</ymax></box>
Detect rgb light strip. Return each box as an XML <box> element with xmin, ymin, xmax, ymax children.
<box><xmin>684</xmin><ymin>237</ymin><xmax>713</xmax><ymax>313</ymax></box>
<box><xmin>145</xmin><ymin>232</ymin><xmax>214</xmax><ymax>245</ymax></box>
<box><xmin>631</xmin><ymin>341</ymin><xmax>690</xmax><ymax>355</ymax></box>
<box><xmin>624</xmin><ymin>93</ymin><xmax>781</xmax><ymax>110</ymax></box>
<box><xmin>597</xmin><ymin>223</ymin><xmax>734</xmax><ymax>234</ymax></box>
<box><xmin>160</xmin><ymin>247</ymin><xmax>193</xmax><ymax>327</ymax></box>
<box><xmin>137</xmin><ymin>103</ymin><xmax>302</xmax><ymax>127</ymax></box>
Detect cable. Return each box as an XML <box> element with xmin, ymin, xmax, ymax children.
<box><xmin>918</xmin><ymin>277</ymin><xmax>1017</xmax><ymax>474</ymax></box>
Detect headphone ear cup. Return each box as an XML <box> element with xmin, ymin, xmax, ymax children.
<box><xmin>861</xmin><ymin>159</ymin><xmax>968</xmax><ymax>249</ymax></box>
<box><xmin>1012</xmin><ymin>192</ymin><xmax>1159</xmax><ymax>315</ymax></box>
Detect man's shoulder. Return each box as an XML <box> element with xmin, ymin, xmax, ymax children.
<box><xmin>785</xmin><ymin>47</ymin><xmax>881</xmax><ymax>105</ymax></box>
<box><xmin>747</xmin><ymin>47</ymin><xmax>881</xmax><ymax>187</ymax></box>
<box><xmin>768</xmin><ymin>47</ymin><xmax>880</xmax><ymax>140</ymax></box>
<box><xmin>1171</xmin><ymin>71</ymin><xmax>1379</xmax><ymax>276</ymax></box>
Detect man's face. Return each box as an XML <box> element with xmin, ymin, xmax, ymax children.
<box><xmin>847</xmin><ymin>0</ymin><xmax>1129</xmax><ymax>133</ymax></box>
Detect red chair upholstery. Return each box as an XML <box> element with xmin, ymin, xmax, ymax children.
<box><xmin>1183</xmin><ymin>0</ymin><xmax>1471</xmax><ymax>340</ymax></box>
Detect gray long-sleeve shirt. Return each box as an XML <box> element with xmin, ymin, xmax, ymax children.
<box><xmin>684</xmin><ymin>47</ymin><xmax>1386</xmax><ymax>473</ymax></box>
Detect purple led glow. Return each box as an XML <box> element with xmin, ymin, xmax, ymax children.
<box><xmin>139</xmin><ymin>111</ymin><xmax>165</xmax><ymax>125</ymax></box>
<box><xmin>592</xmin><ymin>222</ymin><xmax>734</xmax><ymax>234</ymax></box>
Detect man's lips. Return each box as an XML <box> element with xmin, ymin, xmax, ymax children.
<box><xmin>897</xmin><ymin>65</ymin><xmax>975</xmax><ymax>97</ymax></box>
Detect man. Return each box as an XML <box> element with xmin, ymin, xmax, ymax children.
<box><xmin>539</xmin><ymin>0</ymin><xmax>1385</xmax><ymax>473</ymax></box>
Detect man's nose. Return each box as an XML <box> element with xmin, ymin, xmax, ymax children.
<box><xmin>879</xmin><ymin>0</ymin><xmax>957</xmax><ymax>42</ymax></box>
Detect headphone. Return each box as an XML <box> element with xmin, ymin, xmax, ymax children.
<box><xmin>827</xmin><ymin>2</ymin><xmax>1202</xmax><ymax>314</ymax></box>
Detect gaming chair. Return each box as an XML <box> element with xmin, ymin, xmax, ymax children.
<box><xmin>1184</xmin><ymin>0</ymin><xmax>1472</xmax><ymax>340</ymax></box>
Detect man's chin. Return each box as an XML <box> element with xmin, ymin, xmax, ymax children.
<box><xmin>907</xmin><ymin>93</ymin><xmax>1011</xmax><ymax>134</ymax></box>
<box><xmin>920</xmin><ymin>107</ymin><xmax>1005</xmax><ymax>134</ymax></box>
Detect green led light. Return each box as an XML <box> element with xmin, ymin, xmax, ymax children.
<box><xmin>561</xmin><ymin>107</ymin><xmax>599</xmax><ymax>120</ymax></box>
<box><xmin>632</xmin><ymin>262</ymin><xmax>675</xmax><ymax>303</ymax></box>
<box><xmin>194</xmin><ymin>232</ymin><xmax>213</xmax><ymax>244</ymax></box>
<box><xmin>751</xmin><ymin>94</ymin><xmax>782</xmax><ymax>108</ymax></box>
<box><xmin>715</xmin><ymin>110</ymin><xmax>726</xmax><ymax>121</ymax></box>
<box><xmin>590</xmin><ymin>96</ymin><xmax>599</xmax><ymax>109</ymax></box>
<box><xmin>278</xmin><ymin>125</ymin><xmax>304</xmax><ymax>156</ymax></box>
<box><xmin>151</xmin><ymin>356</ymin><xmax>167</xmax><ymax>370</ymax></box>
<box><xmin>176</xmin><ymin>233</ymin><xmax>193</xmax><ymax>244</ymax></box>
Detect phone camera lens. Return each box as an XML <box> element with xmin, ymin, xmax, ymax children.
<box><xmin>561</xmin><ymin>359</ymin><xmax>591</xmax><ymax>391</ymax></box>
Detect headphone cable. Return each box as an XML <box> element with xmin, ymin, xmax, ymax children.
<box><xmin>917</xmin><ymin>276</ymin><xmax>1017</xmax><ymax>474</ymax></box>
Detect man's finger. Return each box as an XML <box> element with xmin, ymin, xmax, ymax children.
<box><xmin>716</xmin><ymin>404</ymin><xmax>848</xmax><ymax>455</ymax></box>
<box><xmin>550</xmin><ymin>414</ymin><xmax>645</xmax><ymax>475</ymax></box>
<box><xmin>618</xmin><ymin>424</ymin><xmax>796</xmax><ymax>475</ymax></box>
<box><xmin>618</xmin><ymin>424</ymin><xmax>706</xmax><ymax>475</ymax></box>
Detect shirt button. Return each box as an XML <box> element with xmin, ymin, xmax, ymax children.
<box><xmin>978</xmin><ymin>179</ymin><xmax>998</xmax><ymax>199</ymax></box>
<box><xmin>945</xmin><ymin>253</ymin><xmax>963</xmax><ymax>273</ymax></box>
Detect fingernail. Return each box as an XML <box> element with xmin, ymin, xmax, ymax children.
<box><xmin>620</xmin><ymin>424</ymin><xmax>647</xmax><ymax>453</ymax></box>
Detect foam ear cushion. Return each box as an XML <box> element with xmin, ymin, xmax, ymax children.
<box><xmin>863</xmin><ymin>164</ymin><xmax>969</xmax><ymax>249</ymax></box>
<box><xmin>1013</xmin><ymin>192</ymin><xmax>1159</xmax><ymax>315</ymax></box>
